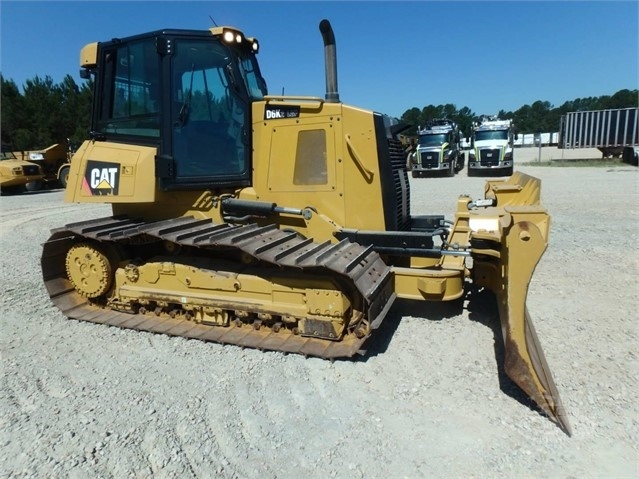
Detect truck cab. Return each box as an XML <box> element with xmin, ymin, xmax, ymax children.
<box><xmin>468</xmin><ymin>117</ymin><xmax>516</xmax><ymax>176</ymax></box>
<box><xmin>411</xmin><ymin>119</ymin><xmax>463</xmax><ymax>178</ymax></box>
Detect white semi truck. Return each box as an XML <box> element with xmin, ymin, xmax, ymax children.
<box><xmin>410</xmin><ymin>119</ymin><xmax>464</xmax><ymax>178</ymax></box>
<box><xmin>468</xmin><ymin>117</ymin><xmax>516</xmax><ymax>176</ymax></box>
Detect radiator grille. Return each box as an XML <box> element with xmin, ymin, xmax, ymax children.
<box><xmin>23</xmin><ymin>165</ymin><xmax>41</xmax><ymax>176</ymax></box>
<box><xmin>479</xmin><ymin>148</ymin><xmax>501</xmax><ymax>166</ymax></box>
<box><xmin>420</xmin><ymin>151</ymin><xmax>440</xmax><ymax>168</ymax></box>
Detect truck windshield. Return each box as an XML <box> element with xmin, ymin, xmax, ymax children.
<box><xmin>475</xmin><ymin>130</ymin><xmax>508</xmax><ymax>141</ymax></box>
<box><xmin>0</xmin><ymin>151</ymin><xmax>18</xmax><ymax>160</ymax></box>
<box><xmin>419</xmin><ymin>133</ymin><xmax>447</xmax><ymax>146</ymax></box>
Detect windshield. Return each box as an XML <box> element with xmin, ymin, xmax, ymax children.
<box><xmin>0</xmin><ymin>151</ymin><xmax>17</xmax><ymax>161</ymax></box>
<box><xmin>475</xmin><ymin>130</ymin><xmax>508</xmax><ymax>141</ymax></box>
<box><xmin>419</xmin><ymin>133</ymin><xmax>448</xmax><ymax>146</ymax></box>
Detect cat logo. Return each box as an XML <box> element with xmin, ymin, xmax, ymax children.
<box><xmin>83</xmin><ymin>160</ymin><xmax>120</xmax><ymax>195</ymax></box>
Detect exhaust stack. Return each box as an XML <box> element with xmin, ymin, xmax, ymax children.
<box><xmin>319</xmin><ymin>19</ymin><xmax>339</xmax><ymax>103</ymax></box>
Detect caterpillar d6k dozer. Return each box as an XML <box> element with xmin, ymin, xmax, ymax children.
<box><xmin>41</xmin><ymin>20</ymin><xmax>570</xmax><ymax>434</ymax></box>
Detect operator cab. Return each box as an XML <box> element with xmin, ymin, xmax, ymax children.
<box><xmin>81</xmin><ymin>27</ymin><xmax>267</xmax><ymax>190</ymax></box>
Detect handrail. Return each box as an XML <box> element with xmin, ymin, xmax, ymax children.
<box><xmin>264</xmin><ymin>95</ymin><xmax>325</xmax><ymax>104</ymax></box>
<box><xmin>345</xmin><ymin>134</ymin><xmax>374</xmax><ymax>182</ymax></box>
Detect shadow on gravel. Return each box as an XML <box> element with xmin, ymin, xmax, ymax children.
<box><xmin>357</xmin><ymin>297</ymin><xmax>463</xmax><ymax>361</ymax></box>
<box><xmin>467</xmin><ymin>169</ymin><xmax>511</xmax><ymax>179</ymax></box>
<box><xmin>23</xmin><ymin>188</ymin><xmax>63</xmax><ymax>196</ymax></box>
<box><xmin>345</xmin><ymin>286</ymin><xmax>551</xmax><ymax>423</ymax></box>
<box><xmin>1</xmin><ymin>188</ymin><xmax>61</xmax><ymax>197</ymax></box>
<box><xmin>465</xmin><ymin>287</ymin><xmax>545</xmax><ymax>418</ymax></box>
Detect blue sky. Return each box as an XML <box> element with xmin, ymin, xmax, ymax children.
<box><xmin>1</xmin><ymin>1</ymin><xmax>637</xmax><ymax>118</ymax></box>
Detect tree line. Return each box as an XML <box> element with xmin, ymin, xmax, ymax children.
<box><xmin>1</xmin><ymin>72</ymin><xmax>637</xmax><ymax>150</ymax></box>
<box><xmin>1</xmin><ymin>74</ymin><xmax>93</xmax><ymax>151</ymax></box>
<box><xmin>400</xmin><ymin>88</ymin><xmax>638</xmax><ymax>137</ymax></box>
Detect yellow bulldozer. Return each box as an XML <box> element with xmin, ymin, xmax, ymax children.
<box><xmin>41</xmin><ymin>20</ymin><xmax>570</xmax><ymax>434</ymax></box>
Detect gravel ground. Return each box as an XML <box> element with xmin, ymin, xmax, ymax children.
<box><xmin>1</xmin><ymin>164</ymin><xmax>637</xmax><ymax>478</ymax></box>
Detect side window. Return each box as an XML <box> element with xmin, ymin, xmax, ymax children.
<box><xmin>97</xmin><ymin>39</ymin><xmax>160</xmax><ymax>138</ymax></box>
<box><xmin>239</xmin><ymin>56</ymin><xmax>266</xmax><ymax>100</ymax></box>
<box><xmin>293</xmin><ymin>130</ymin><xmax>327</xmax><ymax>185</ymax></box>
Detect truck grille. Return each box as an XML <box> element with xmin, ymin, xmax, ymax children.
<box><xmin>23</xmin><ymin>165</ymin><xmax>40</xmax><ymax>176</ymax></box>
<box><xmin>479</xmin><ymin>149</ymin><xmax>501</xmax><ymax>166</ymax></box>
<box><xmin>420</xmin><ymin>151</ymin><xmax>440</xmax><ymax>168</ymax></box>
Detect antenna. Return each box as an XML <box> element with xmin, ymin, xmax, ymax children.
<box><xmin>209</xmin><ymin>15</ymin><xmax>218</xmax><ymax>27</ymax></box>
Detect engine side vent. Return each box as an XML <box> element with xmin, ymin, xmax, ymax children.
<box><xmin>373</xmin><ymin>114</ymin><xmax>411</xmax><ymax>232</ymax></box>
<box><xmin>387</xmin><ymin>138</ymin><xmax>411</xmax><ymax>231</ymax></box>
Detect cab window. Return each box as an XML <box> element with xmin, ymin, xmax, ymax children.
<box><xmin>96</xmin><ymin>39</ymin><xmax>160</xmax><ymax>138</ymax></box>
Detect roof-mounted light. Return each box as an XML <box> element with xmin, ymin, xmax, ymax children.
<box><xmin>248</xmin><ymin>37</ymin><xmax>259</xmax><ymax>53</ymax></box>
<box><xmin>219</xmin><ymin>27</ymin><xmax>244</xmax><ymax>44</ymax></box>
<box><xmin>210</xmin><ymin>26</ymin><xmax>259</xmax><ymax>53</ymax></box>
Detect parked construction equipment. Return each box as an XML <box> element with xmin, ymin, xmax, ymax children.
<box><xmin>0</xmin><ymin>145</ymin><xmax>45</xmax><ymax>195</ymax></box>
<box><xmin>14</xmin><ymin>142</ymin><xmax>72</xmax><ymax>190</ymax></box>
<box><xmin>40</xmin><ymin>20</ymin><xmax>570</xmax><ymax>434</ymax></box>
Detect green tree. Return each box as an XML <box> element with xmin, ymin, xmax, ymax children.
<box><xmin>61</xmin><ymin>76</ymin><xmax>93</xmax><ymax>147</ymax></box>
<box><xmin>1</xmin><ymin>76</ymin><xmax>25</xmax><ymax>146</ymax></box>
<box><xmin>452</xmin><ymin>106</ymin><xmax>475</xmax><ymax>138</ymax></box>
<box><xmin>400</xmin><ymin>88</ymin><xmax>637</xmax><ymax>134</ymax></box>
<box><xmin>605</xmin><ymin>89</ymin><xmax>639</xmax><ymax>109</ymax></box>
<box><xmin>400</xmin><ymin>107</ymin><xmax>421</xmax><ymax>134</ymax></box>
<box><xmin>1</xmin><ymin>74</ymin><xmax>93</xmax><ymax>150</ymax></box>
<box><xmin>20</xmin><ymin>75</ymin><xmax>61</xmax><ymax>148</ymax></box>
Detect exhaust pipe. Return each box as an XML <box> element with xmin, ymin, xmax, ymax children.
<box><xmin>319</xmin><ymin>19</ymin><xmax>339</xmax><ymax>103</ymax></box>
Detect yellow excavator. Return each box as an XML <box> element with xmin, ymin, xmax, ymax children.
<box><xmin>40</xmin><ymin>20</ymin><xmax>570</xmax><ymax>434</ymax></box>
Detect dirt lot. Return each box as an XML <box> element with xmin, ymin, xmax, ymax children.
<box><xmin>1</xmin><ymin>165</ymin><xmax>637</xmax><ymax>478</ymax></box>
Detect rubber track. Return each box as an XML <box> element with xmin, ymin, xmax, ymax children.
<box><xmin>41</xmin><ymin>216</ymin><xmax>396</xmax><ymax>358</ymax></box>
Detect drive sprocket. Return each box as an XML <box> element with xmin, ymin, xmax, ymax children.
<box><xmin>65</xmin><ymin>243</ymin><xmax>113</xmax><ymax>298</ymax></box>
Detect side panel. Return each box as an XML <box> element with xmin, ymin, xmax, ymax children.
<box><xmin>340</xmin><ymin>107</ymin><xmax>387</xmax><ymax>231</ymax></box>
<box><xmin>559</xmin><ymin>107</ymin><xmax>639</xmax><ymax>149</ymax></box>
<box><xmin>64</xmin><ymin>141</ymin><xmax>157</xmax><ymax>203</ymax></box>
<box><xmin>250</xmin><ymin>100</ymin><xmax>345</xmax><ymax>230</ymax></box>
<box><xmin>250</xmin><ymin>101</ymin><xmax>388</xmax><ymax>236</ymax></box>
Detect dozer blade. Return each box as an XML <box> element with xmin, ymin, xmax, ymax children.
<box><xmin>470</xmin><ymin>174</ymin><xmax>571</xmax><ymax>435</ymax></box>
<box><xmin>499</xmin><ymin>220</ymin><xmax>571</xmax><ymax>435</ymax></box>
